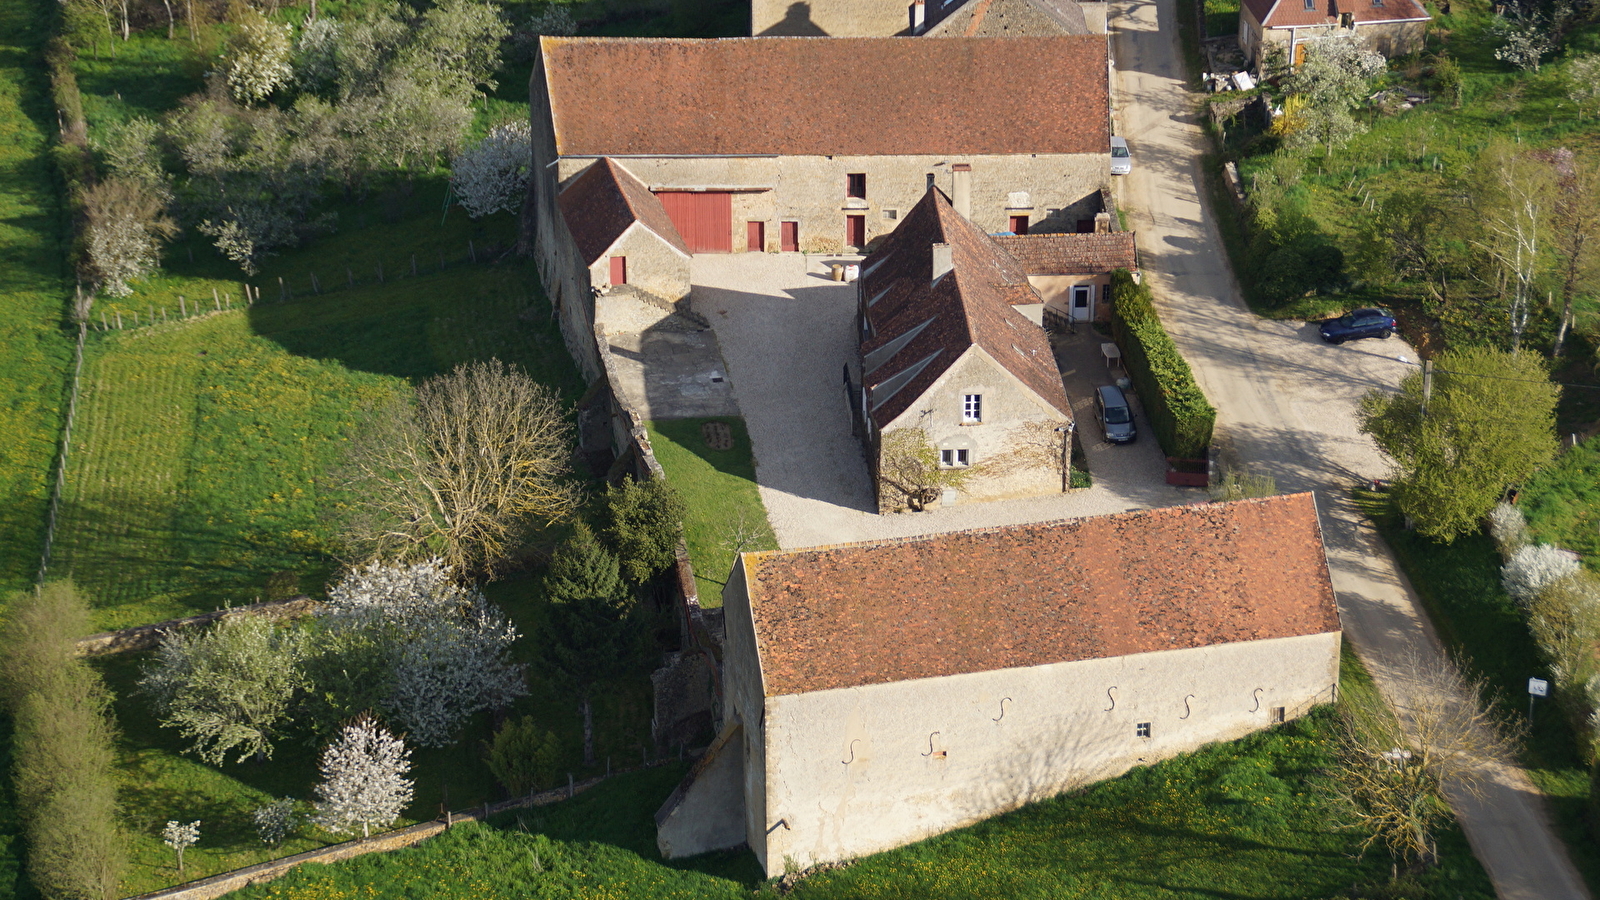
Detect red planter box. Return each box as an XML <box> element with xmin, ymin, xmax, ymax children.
<box><xmin>1165</xmin><ymin>457</ymin><xmax>1209</xmax><ymax>488</ymax></box>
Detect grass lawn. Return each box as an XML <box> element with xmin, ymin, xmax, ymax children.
<box><xmin>223</xmin><ymin>652</ymin><xmax>1492</xmax><ymax>900</ymax></box>
<box><xmin>1355</xmin><ymin>488</ymin><xmax>1600</xmax><ymax>893</ymax></box>
<box><xmin>1204</xmin><ymin>0</ymin><xmax>1239</xmax><ymax>37</ymax></box>
<box><xmin>645</xmin><ymin>418</ymin><xmax>777</xmax><ymax>607</ymax></box>
<box><xmin>1520</xmin><ymin>438</ymin><xmax>1600</xmax><ymax>564</ymax></box>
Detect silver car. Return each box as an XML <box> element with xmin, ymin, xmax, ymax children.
<box><xmin>1110</xmin><ymin>136</ymin><xmax>1131</xmax><ymax>175</ymax></box>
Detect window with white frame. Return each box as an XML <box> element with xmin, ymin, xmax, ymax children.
<box><xmin>962</xmin><ymin>394</ymin><xmax>982</xmax><ymax>423</ymax></box>
<box><xmin>1135</xmin><ymin>722</ymin><xmax>1152</xmax><ymax>738</ymax></box>
<box><xmin>940</xmin><ymin>448</ymin><xmax>971</xmax><ymax>467</ymax></box>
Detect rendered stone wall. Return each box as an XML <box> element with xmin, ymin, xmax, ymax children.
<box><xmin>1253</xmin><ymin>20</ymin><xmax>1428</xmax><ymax>66</ymax></box>
<box><xmin>753</xmin><ymin>0</ymin><xmax>912</xmax><ymax>35</ymax></box>
<box><xmin>718</xmin><ymin>558</ymin><xmax>772</xmax><ymax>863</ymax></box>
<box><xmin>556</xmin><ymin>154</ymin><xmax>1109</xmax><ymax>255</ymax></box>
<box><xmin>588</xmin><ymin>222</ymin><xmax>693</xmax><ymax>303</ymax></box>
<box><xmin>1029</xmin><ymin>273</ymin><xmax>1114</xmax><ymax>322</ymax></box>
<box><xmin>754</xmin><ymin>630</ymin><xmax>1341</xmax><ymax>876</ymax></box>
<box><xmin>881</xmin><ymin>346</ymin><xmax>1072</xmax><ymax>503</ymax></box>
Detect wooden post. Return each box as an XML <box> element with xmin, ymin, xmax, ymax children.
<box><xmin>377</xmin><ymin>262</ymin><xmax>384</xmax><ymax>284</ymax></box>
<box><xmin>311</xmin><ymin>272</ymin><xmax>320</xmax><ymax>294</ymax></box>
<box><xmin>163</xmin><ymin>307</ymin><xmax>168</xmax><ymax>321</ymax></box>
<box><xmin>347</xmin><ymin>267</ymin><xmax>354</xmax><ymax>288</ymax></box>
<box><xmin>439</xmin><ymin>252</ymin><xmax>445</xmax><ymax>272</ymax></box>
<box><xmin>99</xmin><ymin>311</ymin><xmax>106</xmax><ymax>330</ymax></box>
<box><xmin>567</xmin><ymin>773</ymin><xmax>573</xmax><ymax>799</ymax></box>
<box><xmin>187</xmin><ymin>246</ymin><xmax>194</xmax><ymax>263</ymax></box>
<box><xmin>115</xmin><ymin>310</ymin><xmax>122</xmax><ymax>329</ymax></box>
<box><xmin>1420</xmin><ymin>359</ymin><xmax>1434</xmax><ymax>417</ymax></box>
<box><xmin>132</xmin><ymin>310</ymin><xmax>139</xmax><ymax>326</ymax></box>
<box><xmin>469</xmin><ymin>240</ymin><xmax>476</xmax><ymax>263</ymax></box>
<box><xmin>212</xmin><ymin>287</ymin><xmax>219</xmax><ymax>310</ymax></box>
<box><xmin>606</xmin><ymin>756</ymin><xmax>610</xmax><ymax>779</ymax></box>
<box><xmin>180</xmin><ymin>296</ymin><xmax>187</xmax><ymax>316</ymax></box>
<box><xmin>278</xmin><ymin>276</ymin><xmax>285</xmax><ymax>301</ymax></box>
<box><xmin>411</xmin><ymin>254</ymin><xmax>417</xmax><ymax>277</ymax></box>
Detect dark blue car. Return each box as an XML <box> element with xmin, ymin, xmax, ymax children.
<box><xmin>1319</xmin><ymin>308</ymin><xmax>1396</xmax><ymax>344</ymax></box>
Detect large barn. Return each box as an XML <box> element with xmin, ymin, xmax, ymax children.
<box><xmin>655</xmin><ymin>494</ymin><xmax>1343</xmax><ymax>875</ymax></box>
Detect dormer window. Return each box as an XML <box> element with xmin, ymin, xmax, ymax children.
<box><xmin>1303</xmin><ymin>0</ymin><xmax>1315</xmax><ymax>10</ymax></box>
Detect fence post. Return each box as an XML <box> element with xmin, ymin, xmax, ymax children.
<box><xmin>180</xmin><ymin>296</ymin><xmax>187</xmax><ymax>317</ymax></box>
<box><xmin>278</xmin><ymin>276</ymin><xmax>286</xmax><ymax>301</ymax></box>
<box><xmin>411</xmin><ymin>254</ymin><xmax>417</xmax><ymax>277</ymax></box>
<box><xmin>115</xmin><ymin>310</ymin><xmax>122</xmax><ymax>329</ymax></box>
<box><xmin>567</xmin><ymin>773</ymin><xmax>573</xmax><ymax>799</ymax></box>
<box><xmin>469</xmin><ymin>240</ymin><xmax>476</xmax><ymax>263</ymax></box>
<box><xmin>439</xmin><ymin>252</ymin><xmax>445</xmax><ymax>273</ymax></box>
<box><xmin>377</xmin><ymin>262</ymin><xmax>384</xmax><ymax>284</ymax></box>
<box><xmin>347</xmin><ymin>266</ymin><xmax>354</xmax><ymax>288</ymax></box>
<box><xmin>212</xmin><ymin>287</ymin><xmax>219</xmax><ymax>310</ymax></box>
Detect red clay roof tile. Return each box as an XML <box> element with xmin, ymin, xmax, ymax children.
<box><xmin>741</xmin><ymin>493</ymin><xmax>1341</xmax><ymax>696</ymax></box>
<box><xmin>557</xmin><ymin>158</ymin><xmax>690</xmax><ymax>264</ymax></box>
<box><xmin>541</xmin><ymin>36</ymin><xmax>1108</xmax><ymax>157</ymax></box>
<box><xmin>994</xmin><ymin>232</ymin><xmax>1138</xmax><ymax>275</ymax></box>
<box><xmin>1245</xmin><ymin>0</ymin><xmax>1428</xmax><ymax>29</ymax></box>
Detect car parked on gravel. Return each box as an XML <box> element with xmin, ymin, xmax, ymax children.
<box><xmin>1095</xmin><ymin>384</ymin><xmax>1137</xmax><ymax>443</ymax></box>
<box><xmin>1318</xmin><ymin>308</ymin><xmax>1396</xmax><ymax>344</ymax></box>
<box><xmin>1110</xmin><ymin>136</ymin><xmax>1131</xmax><ymax>175</ymax></box>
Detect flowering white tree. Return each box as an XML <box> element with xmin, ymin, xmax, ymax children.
<box><xmin>1490</xmin><ymin>1</ymin><xmax>1557</xmax><ymax>72</ymax></box>
<box><xmin>313</xmin><ymin>714</ymin><xmax>413</xmax><ymax>838</ymax></box>
<box><xmin>1503</xmin><ymin>543</ymin><xmax>1581</xmax><ymax>606</ymax></box>
<box><xmin>162</xmin><ymin>820</ymin><xmax>200</xmax><ymax>875</ymax></box>
<box><xmin>1486</xmin><ymin>502</ymin><xmax>1531</xmax><ymax>556</ymax></box>
<box><xmin>1280</xmin><ymin>36</ymin><xmax>1385</xmax><ymax>156</ymax></box>
<box><xmin>82</xmin><ymin>177</ymin><xmax>177</xmax><ymax>297</ymax></box>
<box><xmin>224</xmin><ymin>7</ymin><xmax>293</xmax><ymax>104</ymax></box>
<box><xmin>450</xmin><ymin>120</ymin><xmax>532</xmax><ymax>219</ymax></box>
<box><xmin>325</xmin><ymin>560</ymin><xmax>526</xmax><ymax>746</ymax></box>
<box><xmin>253</xmin><ymin>798</ymin><xmax>298</xmax><ymax>845</ymax></box>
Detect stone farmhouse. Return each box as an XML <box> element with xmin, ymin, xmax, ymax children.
<box><xmin>655</xmin><ymin>493</ymin><xmax>1343</xmax><ymax>875</ymax></box>
<box><xmin>851</xmin><ymin>187</ymin><xmax>1077</xmax><ymax>506</ymax></box>
<box><xmin>531</xmin><ymin>35</ymin><xmax>1112</xmax><ymax>258</ymax></box>
<box><xmin>1239</xmin><ymin>0</ymin><xmax>1430</xmax><ymax>67</ymax></box>
<box><xmin>756</xmin><ymin>0</ymin><xmax>1106</xmax><ymax>37</ymax></box>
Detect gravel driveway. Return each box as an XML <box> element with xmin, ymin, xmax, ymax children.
<box><xmin>1112</xmin><ymin>1</ymin><xmax>1590</xmax><ymax>896</ymax></box>
<box><xmin>693</xmin><ymin>254</ymin><xmax>1192</xmax><ymax>551</ymax></box>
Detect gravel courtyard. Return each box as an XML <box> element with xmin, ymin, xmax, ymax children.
<box><xmin>691</xmin><ymin>254</ymin><xmax>1192</xmax><ymax>551</ymax></box>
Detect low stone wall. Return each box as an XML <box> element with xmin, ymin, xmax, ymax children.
<box><xmin>120</xmin><ymin>776</ymin><xmax>612</xmax><ymax>900</ymax></box>
<box><xmin>75</xmin><ymin>597</ymin><xmax>320</xmax><ymax>657</ymax></box>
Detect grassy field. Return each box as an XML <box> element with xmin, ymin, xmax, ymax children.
<box><xmin>1357</xmin><ymin>489</ymin><xmax>1600</xmax><ymax>892</ymax></box>
<box><xmin>1203</xmin><ymin>0</ymin><xmax>1239</xmax><ymax>38</ymax></box>
<box><xmin>645</xmin><ymin>418</ymin><xmax>778</xmax><ymax>606</ymax></box>
<box><xmin>224</xmin><ymin>654</ymin><xmax>1493</xmax><ymax>900</ymax></box>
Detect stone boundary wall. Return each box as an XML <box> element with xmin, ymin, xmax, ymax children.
<box><xmin>75</xmin><ymin>597</ymin><xmax>320</xmax><ymax>657</ymax></box>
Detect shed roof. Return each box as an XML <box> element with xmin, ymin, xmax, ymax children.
<box><xmin>557</xmin><ymin>158</ymin><xmax>690</xmax><ymax>264</ymax></box>
<box><xmin>994</xmin><ymin>232</ymin><xmax>1138</xmax><ymax>275</ymax></box>
<box><xmin>859</xmin><ymin>188</ymin><xmax>1071</xmax><ymax>427</ymax></box>
<box><xmin>1244</xmin><ymin>0</ymin><xmax>1429</xmax><ymax>28</ymax></box>
<box><xmin>540</xmin><ymin>36</ymin><xmax>1109</xmax><ymax>157</ymax></box>
<box><xmin>740</xmin><ymin>493</ymin><xmax>1341</xmax><ymax>696</ymax></box>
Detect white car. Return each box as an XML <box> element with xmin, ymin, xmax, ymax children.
<box><xmin>1110</xmin><ymin>136</ymin><xmax>1131</xmax><ymax>175</ymax></box>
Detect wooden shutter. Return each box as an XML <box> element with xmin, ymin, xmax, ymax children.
<box><xmin>609</xmin><ymin>256</ymin><xmax>627</xmax><ymax>285</ymax></box>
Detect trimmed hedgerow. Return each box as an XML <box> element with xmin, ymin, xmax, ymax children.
<box><xmin>1107</xmin><ymin>269</ymin><xmax>1216</xmax><ymax>460</ymax></box>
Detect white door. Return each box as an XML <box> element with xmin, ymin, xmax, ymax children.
<box><xmin>1071</xmin><ymin>285</ymin><xmax>1094</xmax><ymax>322</ymax></box>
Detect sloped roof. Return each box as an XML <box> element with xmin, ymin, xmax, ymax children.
<box><xmin>540</xmin><ymin>36</ymin><xmax>1108</xmax><ymax>157</ymax></box>
<box><xmin>993</xmin><ymin>232</ymin><xmax>1138</xmax><ymax>275</ymax></box>
<box><xmin>1244</xmin><ymin>0</ymin><xmax>1429</xmax><ymax>28</ymax></box>
<box><xmin>859</xmin><ymin>188</ymin><xmax>1070</xmax><ymax>427</ymax></box>
<box><xmin>557</xmin><ymin>158</ymin><xmax>690</xmax><ymax>264</ymax></box>
<box><xmin>741</xmin><ymin>493</ymin><xmax>1341</xmax><ymax>696</ymax></box>
<box><xmin>926</xmin><ymin>0</ymin><xmax>1091</xmax><ymax>36</ymax></box>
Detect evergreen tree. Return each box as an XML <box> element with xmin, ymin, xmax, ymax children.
<box><xmin>542</xmin><ymin>523</ymin><xmax>643</xmax><ymax>765</ymax></box>
<box><xmin>602</xmin><ymin>476</ymin><xmax>687</xmax><ymax>585</ymax></box>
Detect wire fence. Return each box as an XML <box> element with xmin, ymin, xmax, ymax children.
<box><xmin>38</xmin><ymin>315</ymin><xmax>88</xmax><ymax>585</ymax></box>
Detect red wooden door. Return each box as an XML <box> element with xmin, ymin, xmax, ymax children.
<box><xmin>747</xmin><ymin>221</ymin><xmax>765</xmax><ymax>252</ymax></box>
<box><xmin>609</xmin><ymin>256</ymin><xmax>626</xmax><ymax>285</ymax></box>
<box><xmin>1009</xmin><ymin>215</ymin><xmax>1030</xmax><ymax>235</ymax></box>
<box><xmin>655</xmin><ymin>192</ymin><xmax>732</xmax><ymax>253</ymax></box>
<box><xmin>780</xmin><ymin>221</ymin><xmax>799</xmax><ymax>252</ymax></box>
<box><xmin>846</xmin><ymin>215</ymin><xmax>866</xmax><ymax>248</ymax></box>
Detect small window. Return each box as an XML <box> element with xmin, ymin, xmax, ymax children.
<box><xmin>847</xmin><ymin>173</ymin><xmax>867</xmax><ymax>199</ymax></box>
<box><xmin>1135</xmin><ymin>722</ymin><xmax>1151</xmax><ymax>738</ymax></box>
<box><xmin>1303</xmin><ymin>0</ymin><xmax>1315</xmax><ymax>9</ymax></box>
<box><xmin>1270</xmin><ymin>707</ymin><xmax>1286</xmax><ymax>724</ymax></box>
<box><xmin>962</xmin><ymin>394</ymin><xmax>982</xmax><ymax>423</ymax></box>
<box><xmin>883</xmin><ymin>208</ymin><xmax>899</xmax><ymax>221</ymax></box>
<box><xmin>940</xmin><ymin>448</ymin><xmax>971</xmax><ymax>467</ymax></box>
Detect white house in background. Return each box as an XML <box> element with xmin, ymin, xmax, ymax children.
<box><xmin>655</xmin><ymin>493</ymin><xmax>1343</xmax><ymax>875</ymax></box>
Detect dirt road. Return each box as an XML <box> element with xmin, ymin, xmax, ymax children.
<box><xmin>1110</xmin><ymin>3</ymin><xmax>1591</xmax><ymax>897</ymax></box>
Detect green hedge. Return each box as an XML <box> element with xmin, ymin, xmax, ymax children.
<box><xmin>1108</xmin><ymin>269</ymin><xmax>1216</xmax><ymax>459</ymax></box>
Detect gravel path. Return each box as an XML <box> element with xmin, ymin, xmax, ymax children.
<box><xmin>694</xmin><ymin>254</ymin><xmax>1192</xmax><ymax>551</ymax></box>
<box><xmin>1112</xmin><ymin>2</ymin><xmax>1590</xmax><ymax>896</ymax></box>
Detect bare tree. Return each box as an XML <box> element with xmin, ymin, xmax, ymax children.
<box><xmin>1330</xmin><ymin>653</ymin><xmax>1521</xmax><ymax>868</ymax></box>
<box><xmin>875</xmin><ymin>427</ymin><xmax>969</xmax><ymax>512</ymax></box>
<box><xmin>1469</xmin><ymin>142</ymin><xmax>1556</xmax><ymax>350</ymax></box>
<box><xmin>340</xmin><ymin>360</ymin><xmax>580</xmax><ymax>578</ymax></box>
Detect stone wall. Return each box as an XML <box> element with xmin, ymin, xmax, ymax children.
<box><xmin>75</xmin><ymin>596</ymin><xmax>319</xmax><ymax>657</ymax></box>
<box><xmin>1248</xmin><ymin>20</ymin><xmax>1429</xmax><ymax>66</ymax></box>
<box><xmin>753</xmin><ymin>0</ymin><xmax>912</xmax><ymax>35</ymax></box>
<box><xmin>558</xmin><ymin>154</ymin><xmax>1109</xmax><ymax>255</ymax></box>
<box><xmin>751</xmin><ymin>630</ymin><xmax>1341</xmax><ymax>876</ymax></box>
<box><xmin>588</xmin><ymin>223</ymin><xmax>692</xmax><ymax>304</ymax></box>
<box><xmin>880</xmin><ymin>346</ymin><xmax>1072</xmax><ymax>505</ymax></box>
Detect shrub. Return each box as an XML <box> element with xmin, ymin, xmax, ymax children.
<box><xmin>488</xmin><ymin>716</ymin><xmax>563</xmax><ymax>796</ymax></box>
<box><xmin>1502</xmin><ymin>544</ymin><xmax>1581</xmax><ymax>606</ymax></box>
<box><xmin>0</xmin><ymin>583</ymin><xmax>126</xmax><ymax>900</ymax></box>
<box><xmin>1108</xmin><ymin>269</ymin><xmax>1216</xmax><ymax>459</ymax></box>
<box><xmin>602</xmin><ymin>476</ymin><xmax>687</xmax><ymax>585</ymax></box>
<box><xmin>1487</xmin><ymin>502</ymin><xmax>1531</xmax><ymax>556</ymax></box>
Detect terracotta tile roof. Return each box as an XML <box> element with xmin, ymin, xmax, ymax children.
<box><xmin>541</xmin><ymin>37</ymin><xmax>1108</xmax><ymax>157</ymax></box>
<box><xmin>994</xmin><ymin>232</ymin><xmax>1138</xmax><ymax>275</ymax></box>
<box><xmin>742</xmin><ymin>494</ymin><xmax>1340</xmax><ymax>696</ymax></box>
<box><xmin>557</xmin><ymin>158</ymin><xmax>690</xmax><ymax>264</ymax></box>
<box><xmin>1244</xmin><ymin>0</ymin><xmax>1429</xmax><ymax>28</ymax></box>
<box><xmin>859</xmin><ymin>188</ymin><xmax>1071</xmax><ymax>427</ymax></box>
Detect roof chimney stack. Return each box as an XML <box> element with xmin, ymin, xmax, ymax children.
<box><xmin>952</xmin><ymin>164</ymin><xmax>972</xmax><ymax>219</ymax></box>
<box><xmin>932</xmin><ymin>243</ymin><xmax>953</xmax><ymax>284</ymax></box>
<box><xmin>910</xmin><ymin>0</ymin><xmax>926</xmax><ymax>31</ymax></box>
